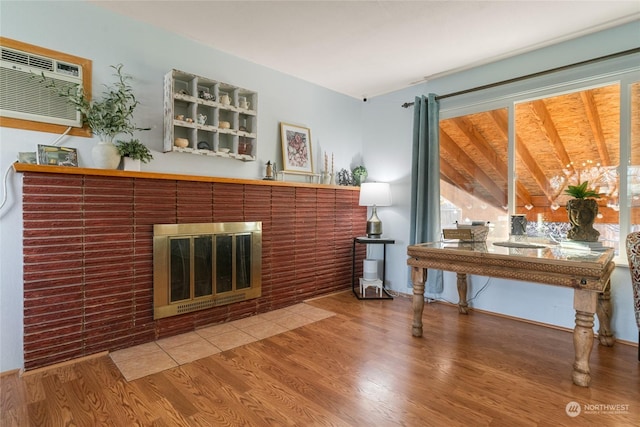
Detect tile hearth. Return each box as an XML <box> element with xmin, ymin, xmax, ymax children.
<box><xmin>110</xmin><ymin>303</ymin><xmax>335</xmax><ymax>381</ymax></box>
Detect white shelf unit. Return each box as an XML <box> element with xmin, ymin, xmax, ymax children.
<box><xmin>163</xmin><ymin>69</ymin><xmax>257</xmax><ymax>161</ymax></box>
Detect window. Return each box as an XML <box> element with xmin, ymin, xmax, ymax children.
<box><xmin>438</xmin><ymin>61</ymin><xmax>639</xmax><ymax>256</ymax></box>
<box><xmin>439</xmin><ymin>108</ymin><xmax>508</xmax><ymax>236</ymax></box>
<box><xmin>514</xmin><ymin>83</ymin><xmax>621</xmax><ymax>247</ymax></box>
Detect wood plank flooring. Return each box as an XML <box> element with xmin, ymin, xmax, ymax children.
<box><xmin>1</xmin><ymin>291</ymin><xmax>638</xmax><ymax>426</ymax></box>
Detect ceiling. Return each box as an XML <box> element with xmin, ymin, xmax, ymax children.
<box><xmin>90</xmin><ymin>1</ymin><xmax>640</xmax><ymax>99</ymax></box>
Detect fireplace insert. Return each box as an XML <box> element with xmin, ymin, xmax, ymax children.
<box><xmin>153</xmin><ymin>222</ymin><xmax>262</xmax><ymax>319</ymax></box>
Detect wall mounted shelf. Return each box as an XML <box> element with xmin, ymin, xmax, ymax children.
<box><xmin>163</xmin><ymin>69</ymin><xmax>257</xmax><ymax>161</ymax></box>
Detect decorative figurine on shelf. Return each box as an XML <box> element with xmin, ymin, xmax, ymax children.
<box><xmin>174</xmin><ymin>138</ymin><xmax>189</xmax><ymax>148</ymax></box>
<box><xmin>238</xmin><ymin>139</ymin><xmax>252</xmax><ymax>155</ymax></box>
<box><xmin>337</xmin><ymin>168</ymin><xmax>353</xmax><ymax>186</ymax></box>
<box><xmin>323</xmin><ymin>172</ymin><xmax>331</xmax><ymax>185</ymax></box>
<box><xmin>264</xmin><ymin>160</ymin><xmax>275</xmax><ymax>180</ymax></box>
<box><xmin>329</xmin><ymin>153</ymin><xmax>336</xmax><ymax>185</ymax></box>
<box><xmin>323</xmin><ymin>152</ymin><xmax>332</xmax><ymax>184</ymax></box>
<box><xmin>322</xmin><ymin>152</ymin><xmax>336</xmax><ymax>185</ymax></box>
<box><xmin>198</xmin><ymin>90</ymin><xmax>215</xmax><ymax>101</ymax></box>
<box><xmin>239</xmin><ymin>96</ymin><xmax>250</xmax><ymax>109</ymax></box>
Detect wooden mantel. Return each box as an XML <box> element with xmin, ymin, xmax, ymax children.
<box><xmin>12</xmin><ymin>163</ymin><xmax>359</xmax><ymax>191</ymax></box>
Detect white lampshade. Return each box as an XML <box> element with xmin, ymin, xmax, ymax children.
<box><xmin>359</xmin><ymin>182</ymin><xmax>392</xmax><ymax>207</ymax></box>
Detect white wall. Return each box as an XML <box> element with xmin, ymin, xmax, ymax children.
<box><xmin>0</xmin><ymin>1</ymin><xmax>364</xmax><ymax>371</ymax></box>
<box><xmin>362</xmin><ymin>21</ymin><xmax>639</xmax><ymax>345</ymax></box>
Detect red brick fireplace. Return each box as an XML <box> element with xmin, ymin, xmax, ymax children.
<box><xmin>18</xmin><ymin>165</ymin><xmax>366</xmax><ymax>370</ymax></box>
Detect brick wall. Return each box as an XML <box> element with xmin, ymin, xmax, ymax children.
<box><xmin>21</xmin><ymin>172</ymin><xmax>366</xmax><ymax>370</ymax></box>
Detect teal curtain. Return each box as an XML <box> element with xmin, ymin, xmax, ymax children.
<box><xmin>410</xmin><ymin>94</ymin><xmax>443</xmax><ymax>293</ymax></box>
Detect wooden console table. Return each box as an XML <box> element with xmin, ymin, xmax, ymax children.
<box><xmin>407</xmin><ymin>241</ymin><xmax>615</xmax><ymax>387</ymax></box>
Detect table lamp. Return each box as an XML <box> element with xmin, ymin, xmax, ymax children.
<box><xmin>359</xmin><ymin>182</ymin><xmax>392</xmax><ymax>238</ymax></box>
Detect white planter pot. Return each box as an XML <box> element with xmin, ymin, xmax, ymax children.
<box><xmin>123</xmin><ymin>157</ymin><xmax>141</xmax><ymax>171</ymax></box>
<box><xmin>92</xmin><ymin>139</ymin><xmax>121</xmax><ymax>169</ymax></box>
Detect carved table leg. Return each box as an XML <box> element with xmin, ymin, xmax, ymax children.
<box><xmin>596</xmin><ymin>287</ymin><xmax>615</xmax><ymax>347</ymax></box>
<box><xmin>411</xmin><ymin>267</ymin><xmax>426</xmax><ymax>337</ymax></box>
<box><xmin>456</xmin><ymin>273</ymin><xmax>469</xmax><ymax>314</ymax></box>
<box><xmin>572</xmin><ymin>289</ymin><xmax>597</xmax><ymax>387</ymax></box>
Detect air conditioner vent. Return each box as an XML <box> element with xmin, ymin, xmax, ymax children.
<box><xmin>1</xmin><ymin>48</ymin><xmax>28</xmax><ymax>66</ymax></box>
<box><xmin>1</xmin><ymin>48</ymin><xmax>53</xmax><ymax>72</ymax></box>
<box><xmin>28</xmin><ymin>55</ymin><xmax>54</xmax><ymax>72</ymax></box>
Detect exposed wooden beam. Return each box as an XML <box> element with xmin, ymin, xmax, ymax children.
<box><xmin>451</xmin><ymin>116</ymin><xmax>508</xmax><ymax>179</ymax></box>
<box><xmin>530</xmin><ymin>100</ymin><xmax>574</xmax><ymax>171</ymax></box>
<box><xmin>440</xmin><ymin>157</ymin><xmax>470</xmax><ymax>191</ymax></box>
<box><xmin>439</xmin><ymin>174</ymin><xmax>458</xmax><ymax>189</ymax></box>
<box><xmin>440</xmin><ymin>130</ymin><xmax>506</xmax><ymax>207</ymax></box>
<box><xmin>440</xmin><ymin>159</ymin><xmax>501</xmax><ymax>211</ymax></box>
<box><xmin>441</xmin><ymin>157</ymin><xmax>501</xmax><ymax>210</ymax></box>
<box><xmin>515</xmin><ymin>134</ymin><xmax>558</xmax><ymax>205</ymax></box>
<box><xmin>440</xmin><ymin>157</ymin><xmax>501</xmax><ymax>210</ymax></box>
<box><xmin>580</xmin><ymin>90</ymin><xmax>612</xmax><ymax>166</ymax></box>
<box><xmin>516</xmin><ymin>100</ymin><xmax>571</xmax><ymax>203</ymax></box>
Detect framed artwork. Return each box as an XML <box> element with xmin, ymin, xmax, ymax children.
<box><xmin>37</xmin><ymin>144</ymin><xmax>78</xmax><ymax>167</ymax></box>
<box><xmin>280</xmin><ymin>123</ymin><xmax>313</xmax><ymax>174</ymax></box>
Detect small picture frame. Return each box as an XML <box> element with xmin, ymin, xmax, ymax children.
<box><xmin>280</xmin><ymin>122</ymin><xmax>313</xmax><ymax>174</ymax></box>
<box><xmin>37</xmin><ymin>145</ymin><xmax>78</xmax><ymax>167</ymax></box>
<box><xmin>18</xmin><ymin>152</ymin><xmax>37</xmax><ymax>164</ymax></box>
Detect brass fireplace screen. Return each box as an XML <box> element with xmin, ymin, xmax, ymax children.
<box><xmin>153</xmin><ymin>222</ymin><xmax>262</xmax><ymax>319</ymax></box>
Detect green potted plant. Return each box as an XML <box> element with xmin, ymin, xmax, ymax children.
<box><xmin>116</xmin><ymin>139</ymin><xmax>153</xmax><ymax>171</ymax></box>
<box><xmin>352</xmin><ymin>165</ymin><xmax>367</xmax><ymax>187</ymax></box>
<box><xmin>564</xmin><ymin>181</ymin><xmax>601</xmax><ymax>241</ymax></box>
<box><xmin>41</xmin><ymin>64</ymin><xmax>146</xmax><ymax>169</ymax></box>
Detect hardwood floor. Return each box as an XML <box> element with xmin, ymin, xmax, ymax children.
<box><xmin>1</xmin><ymin>291</ymin><xmax>638</xmax><ymax>426</ymax></box>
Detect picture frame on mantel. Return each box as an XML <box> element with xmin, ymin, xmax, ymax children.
<box><xmin>280</xmin><ymin>122</ymin><xmax>314</xmax><ymax>174</ymax></box>
<box><xmin>36</xmin><ymin>144</ymin><xmax>78</xmax><ymax>167</ymax></box>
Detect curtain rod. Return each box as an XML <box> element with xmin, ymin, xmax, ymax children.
<box><xmin>400</xmin><ymin>47</ymin><xmax>640</xmax><ymax>108</ymax></box>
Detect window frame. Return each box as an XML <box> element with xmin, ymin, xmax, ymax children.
<box><xmin>438</xmin><ymin>53</ymin><xmax>640</xmax><ymax>265</ymax></box>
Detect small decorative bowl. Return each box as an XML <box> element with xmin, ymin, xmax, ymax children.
<box><xmin>174</xmin><ymin>138</ymin><xmax>189</xmax><ymax>148</ymax></box>
<box><xmin>219</xmin><ymin>148</ymin><xmax>230</xmax><ymax>153</ymax></box>
<box><xmin>218</xmin><ymin>121</ymin><xmax>231</xmax><ymax>129</ymax></box>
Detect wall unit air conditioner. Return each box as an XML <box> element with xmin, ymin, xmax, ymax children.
<box><xmin>0</xmin><ymin>46</ymin><xmax>83</xmax><ymax>127</ymax></box>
